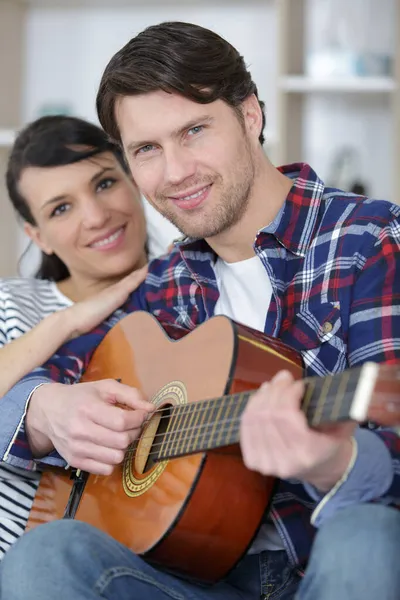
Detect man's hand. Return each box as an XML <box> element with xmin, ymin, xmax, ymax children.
<box><xmin>26</xmin><ymin>380</ymin><xmax>154</xmax><ymax>475</ymax></box>
<box><xmin>240</xmin><ymin>370</ymin><xmax>355</xmax><ymax>492</ymax></box>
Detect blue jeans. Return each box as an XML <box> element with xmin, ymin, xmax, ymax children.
<box><xmin>0</xmin><ymin>504</ymin><xmax>399</xmax><ymax>599</ymax></box>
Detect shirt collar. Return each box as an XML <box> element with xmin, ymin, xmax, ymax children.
<box><xmin>266</xmin><ymin>162</ymin><xmax>325</xmax><ymax>257</ymax></box>
<box><xmin>176</xmin><ymin>162</ymin><xmax>325</xmax><ymax>259</ymax></box>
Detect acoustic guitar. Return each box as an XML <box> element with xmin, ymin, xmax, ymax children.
<box><xmin>26</xmin><ymin>311</ymin><xmax>400</xmax><ymax>583</ymax></box>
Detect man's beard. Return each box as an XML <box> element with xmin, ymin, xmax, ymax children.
<box><xmin>150</xmin><ymin>146</ymin><xmax>256</xmax><ymax>240</ymax></box>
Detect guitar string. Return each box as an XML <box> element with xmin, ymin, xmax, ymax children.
<box><xmin>128</xmin><ymin>367</ymin><xmax>399</xmax><ymax>423</ymax></box>
<box><xmin>121</xmin><ymin>389</ymin><xmax>400</xmax><ymax>461</ymax></box>
<box><xmin>121</xmin><ymin>391</ymin><xmax>362</xmax><ymax>461</ymax></box>
<box><xmin>121</xmin><ymin>387</ymin><xmax>398</xmax><ymax>457</ymax></box>
<box><xmin>137</xmin><ymin>384</ymin><xmax>360</xmax><ymax>422</ymax></box>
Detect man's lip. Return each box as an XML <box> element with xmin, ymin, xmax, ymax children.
<box><xmin>169</xmin><ymin>185</ymin><xmax>211</xmax><ymax>211</ymax></box>
<box><xmin>87</xmin><ymin>225</ymin><xmax>126</xmax><ymax>247</ymax></box>
<box><xmin>168</xmin><ymin>184</ymin><xmax>212</xmax><ymax>201</ymax></box>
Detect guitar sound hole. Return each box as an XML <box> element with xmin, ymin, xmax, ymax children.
<box><xmin>143</xmin><ymin>404</ymin><xmax>172</xmax><ymax>473</ymax></box>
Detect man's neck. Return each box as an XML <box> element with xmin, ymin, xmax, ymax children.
<box><xmin>206</xmin><ymin>158</ymin><xmax>293</xmax><ymax>263</ymax></box>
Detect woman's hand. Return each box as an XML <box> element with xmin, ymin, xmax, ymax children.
<box><xmin>66</xmin><ymin>265</ymin><xmax>148</xmax><ymax>338</ymax></box>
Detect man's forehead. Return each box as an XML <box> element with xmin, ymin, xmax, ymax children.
<box><xmin>116</xmin><ymin>91</ymin><xmax>220</xmax><ymax>144</ymax></box>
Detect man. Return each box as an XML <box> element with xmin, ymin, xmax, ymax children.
<box><xmin>0</xmin><ymin>21</ymin><xmax>399</xmax><ymax>600</ymax></box>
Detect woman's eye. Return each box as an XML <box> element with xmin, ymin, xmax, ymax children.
<box><xmin>50</xmin><ymin>203</ymin><xmax>70</xmax><ymax>217</ymax></box>
<box><xmin>96</xmin><ymin>177</ymin><xmax>116</xmax><ymax>192</ymax></box>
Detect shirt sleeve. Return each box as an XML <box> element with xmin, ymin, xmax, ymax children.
<box><xmin>0</xmin><ymin>287</ymin><xmax>10</xmax><ymax>347</ymax></box>
<box><xmin>1</xmin><ymin>289</ymin><xmax>147</xmax><ymax>468</ymax></box>
<box><xmin>304</xmin><ymin>213</ymin><xmax>400</xmax><ymax>517</ymax></box>
<box><xmin>345</xmin><ymin>213</ymin><xmax>400</xmax><ymax>505</ymax></box>
<box><xmin>304</xmin><ymin>427</ymin><xmax>394</xmax><ymax>527</ymax></box>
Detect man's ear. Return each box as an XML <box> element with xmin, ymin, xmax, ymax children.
<box><xmin>23</xmin><ymin>222</ymin><xmax>53</xmax><ymax>255</ymax></box>
<box><xmin>241</xmin><ymin>94</ymin><xmax>263</xmax><ymax>143</ymax></box>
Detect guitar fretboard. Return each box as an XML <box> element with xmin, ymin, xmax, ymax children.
<box><xmin>153</xmin><ymin>367</ymin><xmax>362</xmax><ymax>461</ymax></box>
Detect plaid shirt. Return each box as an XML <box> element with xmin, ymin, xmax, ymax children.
<box><xmin>3</xmin><ymin>163</ymin><xmax>400</xmax><ymax>567</ymax></box>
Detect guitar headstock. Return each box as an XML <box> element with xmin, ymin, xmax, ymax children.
<box><xmin>357</xmin><ymin>362</ymin><xmax>400</xmax><ymax>427</ymax></box>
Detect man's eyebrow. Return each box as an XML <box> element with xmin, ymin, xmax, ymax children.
<box><xmin>126</xmin><ymin>115</ymin><xmax>214</xmax><ymax>154</ymax></box>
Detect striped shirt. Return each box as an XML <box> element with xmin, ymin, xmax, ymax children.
<box><xmin>2</xmin><ymin>163</ymin><xmax>400</xmax><ymax>567</ymax></box>
<box><xmin>0</xmin><ymin>278</ymin><xmax>71</xmax><ymax>558</ymax></box>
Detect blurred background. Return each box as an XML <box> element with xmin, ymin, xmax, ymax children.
<box><xmin>0</xmin><ymin>0</ymin><xmax>399</xmax><ymax>276</ymax></box>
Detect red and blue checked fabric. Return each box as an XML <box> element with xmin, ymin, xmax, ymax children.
<box><xmin>6</xmin><ymin>163</ymin><xmax>400</xmax><ymax>566</ymax></box>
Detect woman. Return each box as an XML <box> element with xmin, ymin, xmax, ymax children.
<box><xmin>0</xmin><ymin>115</ymin><xmax>150</xmax><ymax>558</ymax></box>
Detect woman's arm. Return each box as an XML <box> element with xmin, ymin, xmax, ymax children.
<box><xmin>0</xmin><ymin>266</ymin><xmax>147</xmax><ymax>397</ymax></box>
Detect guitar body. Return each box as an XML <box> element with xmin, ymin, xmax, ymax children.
<box><xmin>27</xmin><ymin>312</ymin><xmax>303</xmax><ymax>582</ymax></box>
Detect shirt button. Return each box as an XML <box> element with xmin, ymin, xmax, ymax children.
<box><xmin>322</xmin><ymin>321</ymin><xmax>333</xmax><ymax>334</ymax></box>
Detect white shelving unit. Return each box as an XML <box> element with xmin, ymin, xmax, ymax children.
<box><xmin>276</xmin><ymin>0</ymin><xmax>400</xmax><ymax>202</ymax></box>
<box><xmin>280</xmin><ymin>75</ymin><xmax>397</xmax><ymax>93</ymax></box>
<box><xmin>0</xmin><ymin>129</ymin><xmax>16</xmax><ymax>148</ymax></box>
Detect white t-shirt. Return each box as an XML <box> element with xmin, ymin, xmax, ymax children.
<box><xmin>214</xmin><ymin>255</ymin><xmax>284</xmax><ymax>552</ymax></box>
<box><xmin>0</xmin><ymin>278</ymin><xmax>72</xmax><ymax>558</ymax></box>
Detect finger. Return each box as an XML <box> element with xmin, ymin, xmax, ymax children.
<box><xmin>270</xmin><ymin>370</ymin><xmax>296</xmax><ymax>384</ymax></box>
<box><xmin>269</xmin><ymin>375</ymin><xmax>305</xmax><ymax>410</ymax></box>
<box><xmin>72</xmin><ymin>421</ymin><xmax>139</xmax><ymax>450</ymax></box>
<box><xmin>93</xmin><ymin>404</ymin><xmax>150</xmax><ymax>433</ymax></box>
<box><xmin>250</xmin><ymin>371</ymin><xmax>295</xmax><ymax>407</ymax></box>
<box><xmin>240</xmin><ymin>414</ymin><xmax>277</xmax><ymax>475</ymax></box>
<box><xmin>119</xmin><ymin>265</ymin><xmax>148</xmax><ymax>292</ymax></box>
<box><xmin>70</xmin><ymin>457</ymin><xmax>116</xmax><ymax>477</ymax></box>
<box><xmin>70</xmin><ymin>440</ymin><xmax>126</xmax><ymax>468</ymax></box>
<box><xmin>96</xmin><ymin>380</ymin><xmax>154</xmax><ymax>412</ymax></box>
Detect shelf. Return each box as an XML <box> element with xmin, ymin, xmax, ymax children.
<box><xmin>280</xmin><ymin>76</ymin><xmax>397</xmax><ymax>93</ymax></box>
<box><xmin>0</xmin><ymin>129</ymin><xmax>16</xmax><ymax>148</ymax></box>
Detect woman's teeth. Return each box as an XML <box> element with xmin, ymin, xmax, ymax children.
<box><xmin>91</xmin><ymin>227</ymin><xmax>123</xmax><ymax>248</ymax></box>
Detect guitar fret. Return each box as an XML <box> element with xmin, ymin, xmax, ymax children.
<box><xmin>225</xmin><ymin>393</ymin><xmax>248</xmax><ymax>446</ymax></box>
<box><xmin>216</xmin><ymin>393</ymin><xmax>238</xmax><ymax>447</ymax></box>
<box><xmin>310</xmin><ymin>375</ymin><xmax>333</xmax><ymax>426</ymax></box>
<box><xmin>181</xmin><ymin>403</ymin><xmax>199</xmax><ymax>455</ymax></box>
<box><xmin>170</xmin><ymin>405</ymin><xmax>190</xmax><ymax>458</ymax></box>
<box><xmin>206</xmin><ymin>398</ymin><xmax>225</xmax><ymax>450</ymax></box>
<box><xmin>195</xmin><ymin>398</ymin><xmax>219</xmax><ymax>453</ymax></box>
<box><xmin>330</xmin><ymin>370</ymin><xmax>351</xmax><ymax>421</ymax></box>
<box><xmin>340</xmin><ymin>369</ymin><xmax>361</xmax><ymax>421</ymax></box>
<box><xmin>184</xmin><ymin>402</ymin><xmax>203</xmax><ymax>456</ymax></box>
<box><xmin>302</xmin><ymin>379</ymin><xmax>315</xmax><ymax>417</ymax></box>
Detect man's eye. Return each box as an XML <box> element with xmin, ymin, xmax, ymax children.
<box><xmin>137</xmin><ymin>144</ymin><xmax>155</xmax><ymax>154</ymax></box>
<box><xmin>188</xmin><ymin>125</ymin><xmax>203</xmax><ymax>136</ymax></box>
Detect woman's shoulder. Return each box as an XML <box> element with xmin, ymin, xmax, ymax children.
<box><xmin>0</xmin><ymin>277</ymin><xmax>71</xmax><ymax>311</ymax></box>
<box><xmin>0</xmin><ymin>277</ymin><xmax>71</xmax><ymax>341</ymax></box>
<box><xmin>0</xmin><ymin>276</ymin><xmax>55</xmax><ymax>299</ymax></box>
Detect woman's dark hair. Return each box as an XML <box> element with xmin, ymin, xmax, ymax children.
<box><xmin>6</xmin><ymin>115</ymin><xmax>127</xmax><ymax>281</ymax></box>
<box><xmin>97</xmin><ymin>21</ymin><xmax>266</xmax><ymax>145</ymax></box>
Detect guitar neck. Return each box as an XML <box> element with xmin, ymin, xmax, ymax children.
<box><xmin>154</xmin><ymin>363</ymin><xmax>378</xmax><ymax>462</ymax></box>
